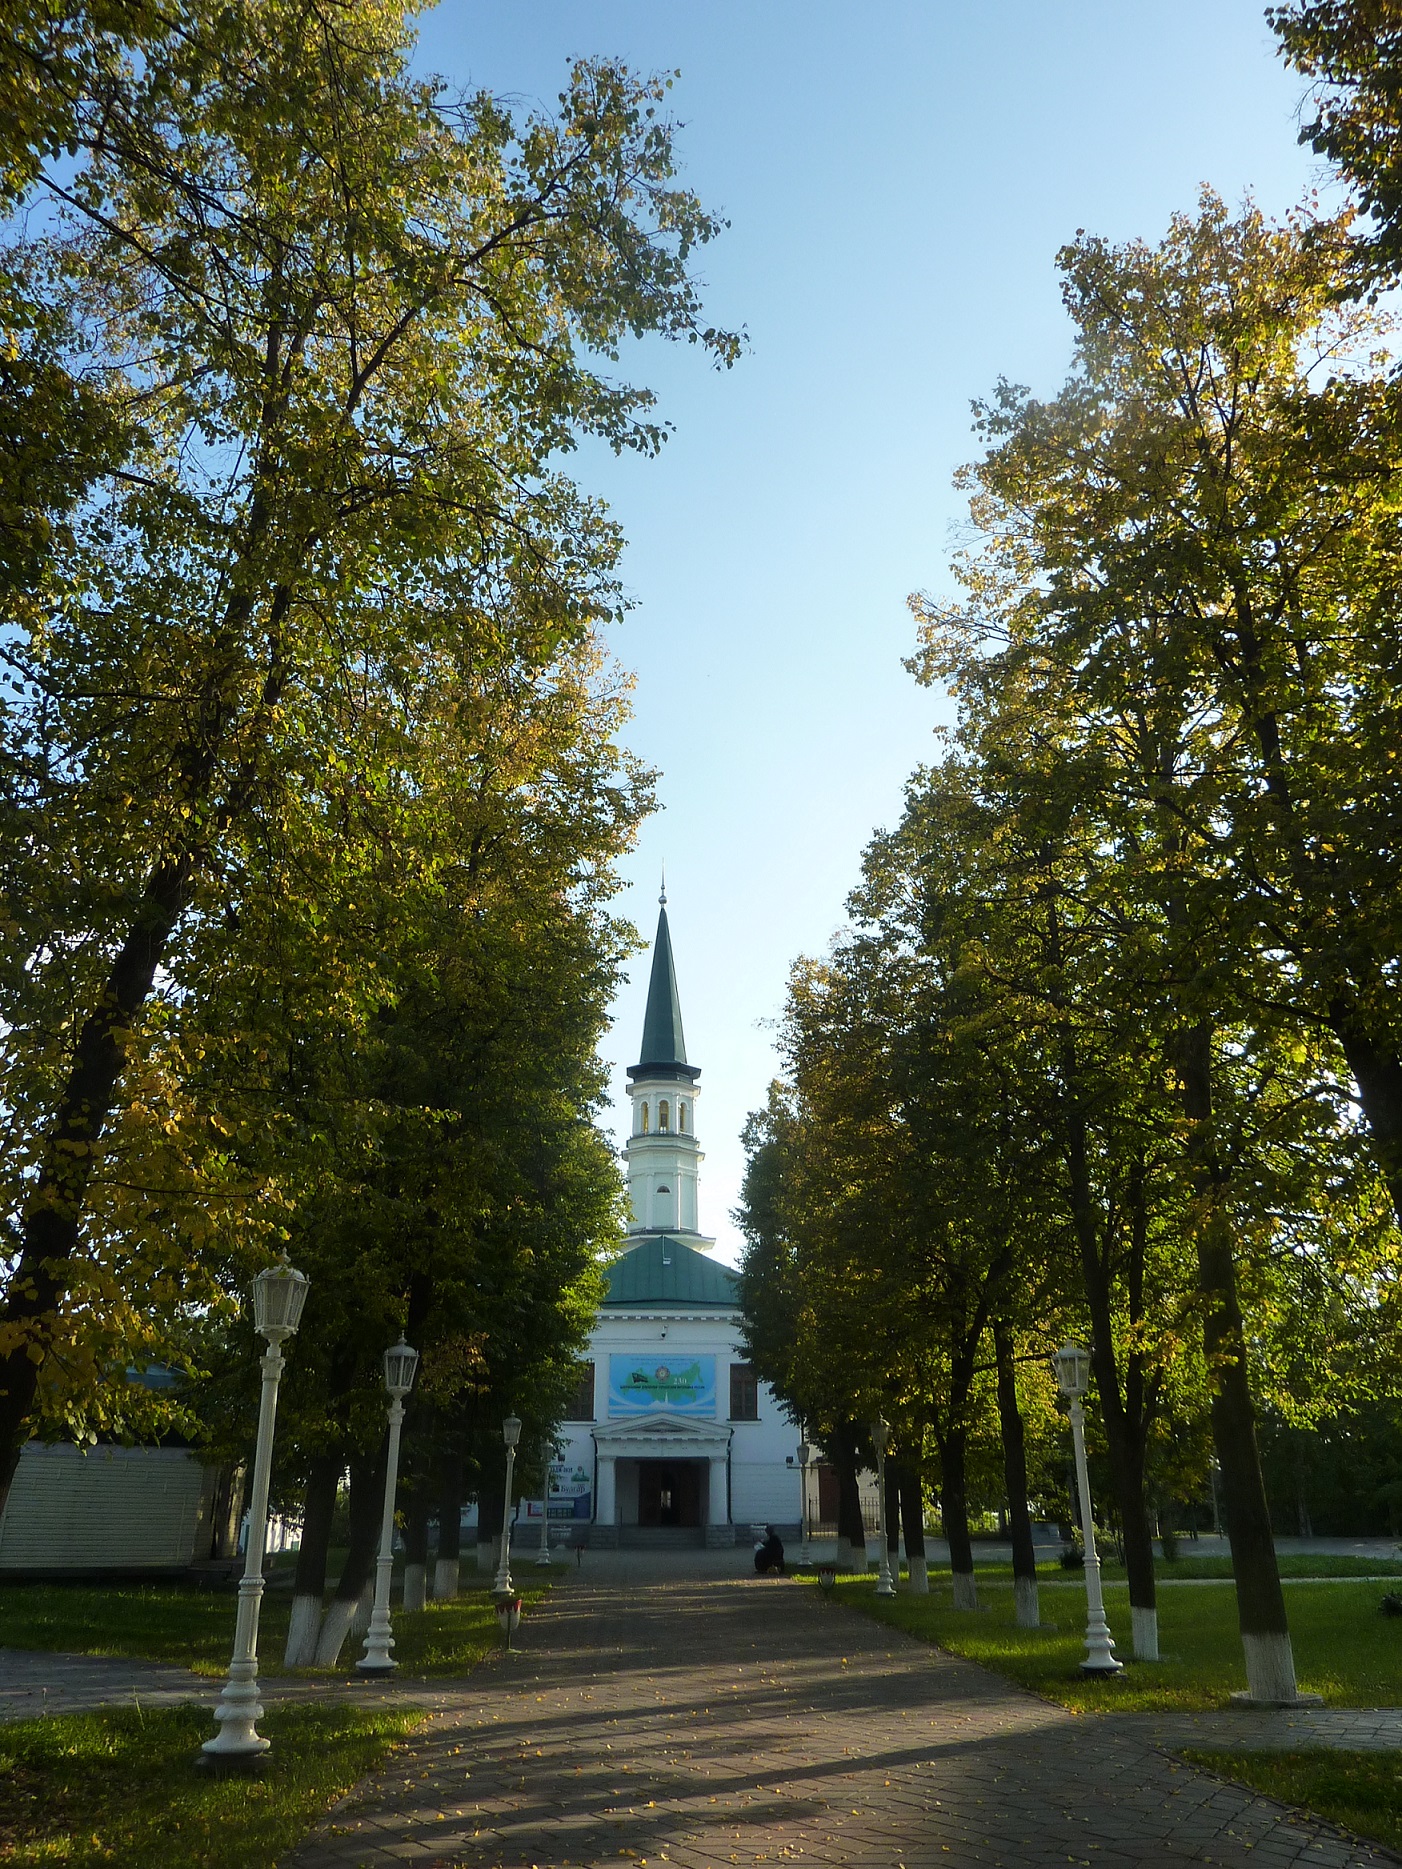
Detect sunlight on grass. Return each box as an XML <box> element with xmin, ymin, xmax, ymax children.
<box><xmin>0</xmin><ymin>1702</ymin><xmax>420</xmax><ymax>1869</ymax></box>
<box><xmin>818</xmin><ymin>1574</ymin><xmax>1402</xmax><ymax>1712</ymax></box>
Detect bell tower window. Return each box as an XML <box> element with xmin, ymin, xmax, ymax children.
<box><xmin>659</xmin><ymin>1098</ymin><xmax>670</xmax><ymax>1132</ymax></box>
<box><xmin>640</xmin><ymin>1102</ymin><xmax>649</xmax><ymax>1134</ymax></box>
<box><xmin>679</xmin><ymin>1101</ymin><xmax>688</xmax><ymax>1133</ymax></box>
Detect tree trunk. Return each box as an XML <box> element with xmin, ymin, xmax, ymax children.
<box><xmin>833</xmin><ymin>1425</ymin><xmax>866</xmax><ymax>1569</ymax></box>
<box><xmin>1332</xmin><ymin>1018</ymin><xmax>1402</xmax><ymax>1228</ymax></box>
<box><xmin>897</xmin><ymin>1459</ymin><xmax>927</xmax><ymax>1594</ymax></box>
<box><xmin>284</xmin><ymin>1453</ymin><xmax>340</xmax><ymax>1666</ymax></box>
<box><xmin>0</xmin><ymin>864</ymin><xmax>194</xmax><ymax>1513</ymax></box>
<box><xmin>940</xmin><ymin>1427</ymin><xmax>977</xmax><ymax>1609</ymax></box>
<box><xmin>402</xmin><ymin>1472</ymin><xmax>431</xmax><ymax>1613</ymax></box>
<box><xmin>315</xmin><ymin>1443</ymin><xmax>384</xmax><ymax>1667</ymax></box>
<box><xmin>993</xmin><ymin>1321</ymin><xmax>1038</xmax><ymax>1629</ymax></box>
<box><xmin>436</xmin><ymin>1450</ymin><xmax>465</xmax><ymax>1597</ymax></box>
<box><xmin>1180</xmin><ymin>1019</ymin><xmax>1298</xmax><ymax>1702</ymax></box>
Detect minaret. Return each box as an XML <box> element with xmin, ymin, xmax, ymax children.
<box><xmin>621</xmin><ymin>885</ymin><xmax>713</xmax><ymax>1250</ymax></box>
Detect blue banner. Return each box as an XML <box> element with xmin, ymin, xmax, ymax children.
<box><xmin>608</xmin><ymin>1353</ymin><xmax>716</xmax><ymax>1416</ymax></box>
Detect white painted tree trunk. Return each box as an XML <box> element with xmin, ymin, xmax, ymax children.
<box><xmin>475</xmin><ymin>1539</ymin><xmax>496</xmax><ymax>1573</ymax></box>
<box><xmin>952</xmin><ymin>1570</ymin><xmax>979</xmax><ymax>1611</ymax></box>
<box><xmin>1132</xmin><ymin>1605</ymin><xmax>1159</xmax><ymax>1661</ymax></box>
<box><xmin>434</xmin><ymin>1556</ymin><xmax>461</xmax><ymax>1599</ymax></box>
<box><xmin>314</xmin><ymin>1594</ymin><xmax>360</xmax><ymax>1667</ymax></box>
<box><xmin>835</xmin><ymin>1536</ymin><xmax>862</xmax><ymax>1571</ymax></box>
<box><xmin>283</xmin><ymin>1594</ymin><xmax>323</xmax><ymax>1667</ymax></box>
<box><xmin>1241</xmin><ymin>1631</ymin><xmax>1299</xmax><ymax>1703</ymax></box>
<box><xmin>403</xmin><ymin>1562</ymin><xmax>427</xmax><ymax>1612</ymax></box>
<box><xmin>905</xmin><ymin>1554</ymin><xmax>929</xmax><ymax>1595</ymax></box>
<box><xmin>1013</xmin><ymin>1575</ymin><xmax>1039</xmax><ymax>1629</ymax></box>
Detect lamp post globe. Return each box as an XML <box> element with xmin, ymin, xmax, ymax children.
<box><xmin>870</xmin><ymin>1419</ymin><xmax>896</xmax><ymax>1598</ymax></box>
<box><xmin>1051</xmin><ymin>1342</ymin><xmax>1122</xmax><ymax>1675</ymax></box>
<box><xmin>201</xmin><ymin>1258</ymin><xmax>309</xmax><ymax>1766</ymax></box>
<box><xmin>358</xmin><ymin>1335</ymin><xmax>420</xmax><ymax>1676</ymax></box>
<box><xmin>494</xmin><ymin>1415</ymin><xmax>522</xmax><ymax>1595</ymax></box>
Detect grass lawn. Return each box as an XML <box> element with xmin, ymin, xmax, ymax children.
<box><xmin>818</xmin><ymin>1574</ymin><xmax>1402</xmax><ymax>1712</ymax></box>
<box><xmin>1181</xmin><ymin>1750</ymin><xmax>1402</xmax><ymax>1859</ymax></box>
<box><xmin>0</xmin><ymin>1574</ymin><xmax>550</xmax><ymax>1677</ymax></box>
<box><xmin>912</xmin><ymin>1553</ymin><xmax>1402</xmax><ymax>1584</ymax></box>
<box><xmin>0</xmin><ymin>1701</ymin><xmax>420</xmax><ymax>1868</ymax></box>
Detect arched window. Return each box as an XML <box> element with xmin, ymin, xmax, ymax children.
<box><xmin>658</xmin><ymin>1098</ymin><xmax>670</xmax><ymax>1132</ymax></box>
<box><xmin>640</xmin><ymin>1102</ymin><xmax>649</xmax><ymax>1134</ymax></box>
<box><xmin>678</xmin><ymin>1101</ymin><xmax>688</xmax><ymax>1133</ymax></box>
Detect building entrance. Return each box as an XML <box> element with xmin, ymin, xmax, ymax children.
<box><xmin>637</xmin><ymin>1459</ymin><xmax>704</xmax><ymax>1528</ymax></box>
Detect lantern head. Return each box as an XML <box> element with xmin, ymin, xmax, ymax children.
<box><xmin>383</xmin><ymin>1335</ymin><xmax>419</xmax><ymax>1399</ymax></box>
<box><xmin>1052</xmin><ymin>1341</ymin><xmax>1092</xmax><ymax>1399</ymax></box>
<box><xmin>870</xmin><ymin>1417</ymin><xmax>891</xmax><ymax>1456</ymax></box>
<box><xmin>797</xmin><ymin>1441</ymin><xmax>814</xmax><ymax>1469</ymax></box>
<box><xmin>503</xmin><ymin>1414</ymin><xmax>522</xmax><ymax>1449</ymax></box>
<box><xmin>251</xmin><ymin>1259</ymin><xmax>309</xmax><ymax>1343</ymax></box>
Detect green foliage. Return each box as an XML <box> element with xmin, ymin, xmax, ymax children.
<box><xmin>0</xmin><ymin>0</ymin><xmax>734</xmax><ymax>1467</ymax></box>
<box><xmin>0</xmin><ymin>1701</ymin><xmax>421</xmax><ymax>1869</ymax></box>
<box><xmin>1270</xmin><ymin>0</ymin><xmax>1402</xmax><ymax>287</ymax></box>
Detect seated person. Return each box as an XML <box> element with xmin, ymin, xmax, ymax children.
<box><xmin>754</xmin><ymin>1525</ymin><xmax>786</xmax><ymax>1575</ymax></box>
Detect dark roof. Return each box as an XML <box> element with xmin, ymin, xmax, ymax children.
<box><xmin>603</xmin><ymin>1236</ymin><xmax>738</xmax><ymax>1308</ymax></box>
<box><xmin>632</xmin><ymin>904</ymin><xmax>698</xmax><ymax>1079</ymax></box>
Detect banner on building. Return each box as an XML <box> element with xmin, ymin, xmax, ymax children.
<box><xmin>608</xmin><ymin>1353</ymin><xmax>716</xmax><ymax>1416</ymax></box>
<box><xmin>523</xmin><ymin>1458</ymin><xmax>592</xmax><ymax>1521</ymax></box>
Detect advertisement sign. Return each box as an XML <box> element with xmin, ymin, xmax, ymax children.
<box><xmin>608</xmin><ymin>1353</ymin><xmax>716</xmax><ymax>1416</ymax></box>
<box><xmin>523</xmin><ymin>1457</ymin><xmax>592</xmax><ymax>1522</ymax></box>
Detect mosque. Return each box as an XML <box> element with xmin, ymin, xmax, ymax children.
<box><xmin>544</xmin><ymin>892</ymin><xmax>802</xmax><ymax>1546</ymax></box>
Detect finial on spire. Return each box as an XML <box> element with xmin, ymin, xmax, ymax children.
<box><xmin>659</xmin><ymin>863</ymin><xmax>667</xmax><ymax>908</ymax></box>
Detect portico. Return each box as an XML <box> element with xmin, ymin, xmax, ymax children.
<box><xmin>592</xmin><ymin>1415</ymin><xmax>734</xmax><ymax>1545</ymax></box>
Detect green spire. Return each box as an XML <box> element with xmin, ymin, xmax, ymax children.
<box><xmin>637</xmin><ymin>889</ymin><xmax>688</xmax><ymax>1069</ymax></box>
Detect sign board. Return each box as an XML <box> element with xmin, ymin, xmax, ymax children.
<box><xmin>523</xmin><ymin>1458</ymin><xmax>592</xmax><ymax>1522</ymax></box>
<box><xmin>608</xmin><ymin>1353</ymin><xmax>716</xmax><ymax>1417</ymax></box>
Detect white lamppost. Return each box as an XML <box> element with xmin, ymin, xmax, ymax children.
<box><xmin>357</xmin><ymin>1335</ymin><xmax>420</xmax><ymax>1676</ymax></box>
<box><xmin>870</xmin><ymin>1418</ymin><xmax>896</xmax><ymax>1597</ymax></box>
<box><xmin>535</xmin><ymin>1440</ymin><xmax>554</xmax><ymax>1568</ymax></box>
<box><xmin>797</xmin><ymin>1441</ymin><xmax>815</xmax><ymax>1566</ymax></box>
<box><xmin>493</xmin><ymin>1414</ymin><xmax>522</xmax><ymax>1595</ymax></box>
<box><xmin>1052</xmin><ymin>1342</ymin><xmax>1123</xmax><ymax>1675</ymax></box>
<box><xmin>201</xmin><ymin>1259</ymin><xmax>309</xmax><ymax>1766</ymax></box>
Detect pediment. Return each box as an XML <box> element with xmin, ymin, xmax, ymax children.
<box><xmin>592</xmin><ymin>1413</ymin><xmax>731</xmax><ymax>1452</ymax></box>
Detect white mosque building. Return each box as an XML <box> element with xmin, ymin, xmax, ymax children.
<box><xmin>545</xmin><ymin>893</ymin><xmax>802</xmax><ymax>1547</ymax></box>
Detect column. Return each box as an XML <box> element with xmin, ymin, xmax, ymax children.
<box><xmin>595</xmin><ymin>1451</ymin><xmax>616</xmax><ymax>1530</ymax></box>
<box><xmin>706</xmin><ymin>1453</ymin><xmax>731</xmax><ymax>1546</ymax></box>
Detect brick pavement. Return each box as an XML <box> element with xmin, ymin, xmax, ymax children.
<box><xmin>283</xmin><ymin>1573</ymin><xmax>1402</xmax><ymax>1869</ymax></box>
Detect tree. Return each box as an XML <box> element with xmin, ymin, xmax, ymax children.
<box><xmin>0</xmin><ymin>0</ymin><xmax>736</xmax><ymax>1506</ymax></box>
<box><xmin>910</xmin><ymin>190</ymin><xmax>1402</xmax><ymax>1700</ymax></box>
<box><xmin>1270</xmin><ymin>0</ymin><xmax>1402</xmax><ymax>286</ymax></box>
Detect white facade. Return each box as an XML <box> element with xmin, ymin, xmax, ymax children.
<box><xmin>546</xmin><ymin>896</ymin><xmax>801</xmax><ymax>1545</ymax></box>
<box><xmin>551</xmin><ymin>1294</ymin><xmax>802</xmax><ymax>1545</ymax></box>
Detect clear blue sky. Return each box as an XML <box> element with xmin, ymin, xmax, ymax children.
<box><xmin>413</xmin><ymin>2</ymin><xmax>1326</xmax><ymax>1262</ymax></box>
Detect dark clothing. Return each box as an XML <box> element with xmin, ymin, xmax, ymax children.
<box><xmin>754</xmin><ymin>1532</ymin><xmax>786</xmax><ymax>1575</ymax></box>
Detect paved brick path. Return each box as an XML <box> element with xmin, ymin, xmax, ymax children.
<box><xmin>283</xmin><ymin>1575</ymin><xmax>1402</xmax><ymax>1869</ymax></box>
